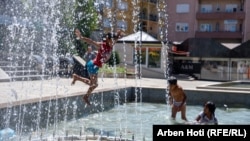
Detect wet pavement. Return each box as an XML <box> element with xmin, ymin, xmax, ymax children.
<box><xmin>0</xmin><ymin>76</ymin><xmax>218</xmax><ymax>109</ymax></box>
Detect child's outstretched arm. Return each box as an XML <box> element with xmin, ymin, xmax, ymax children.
<box><xmin>75</xmin><ymin>29</ymin><xmax>101</xmax><ymax>48</ymax></box>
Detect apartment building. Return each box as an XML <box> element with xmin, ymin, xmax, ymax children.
<box><xmin>140</xmin><ymin>0</ymin><xmax>160</xmax><ymax>39</ymax></box>
<box><xmin>98</xmin><ymin>0</ymin><xmax>161</xmax><ymax>40</ymax></box>
<box><xmin>166</xmin><ymin>0</ymin><xmax>250</xmax><ymax>43</ymax></box>
<box><xmin>166</xmin><ymin>0</ymin><xmax>250</xmax><ymax>81</ymax></box>
<box><xmin>99</xmin><ymin>0</ymin><xmax>250</xmax><ymax>43</ymax></box>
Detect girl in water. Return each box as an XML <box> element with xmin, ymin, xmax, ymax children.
<box><xmin>195</xmin><ymin>101</ymin><xmax>218</xmax><ymax>125</ymax></box>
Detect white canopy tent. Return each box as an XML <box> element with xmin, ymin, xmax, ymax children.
<box><xmin>118</xmin><ymin>31</ymin><xmax>159</xmax><ymax>42</ymax></box>
<box><xmin>116</xmin><ymin>31</ymin><xmax>166</xmax><ymax>77</ymax></box>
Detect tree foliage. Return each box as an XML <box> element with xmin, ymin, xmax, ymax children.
<box><xmin>73</xmin><ymin>0</ymin><xmax>99</xmax><ymax>57</ymax></box>
<box><xmin>57</xmin><ymin>0</ymin><xmax>77</xmax><ymax>55</ymax></box>
<box><xmin>54</xmin><ymin>0</ymin><xmax>98</xmax><ymax>56</ymax></box>
<box><xmin>107</xmin><ymin>51</ymin><xmax>121</xmax><ymax>66</ymax></box>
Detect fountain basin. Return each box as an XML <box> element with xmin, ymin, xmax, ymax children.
<box><xmin>0</xmin><ymin>78</ymin><xmax>250</xmax><ymax>140</ymax></box>
<box><xmin>197</xmin><ymin>80</ymin><xmax>250</xmax><ymax>91</ymax></box>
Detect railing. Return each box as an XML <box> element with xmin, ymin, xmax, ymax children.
<box><xmin>196</xmin><ymin>11</ymin><xmax>245</xmax><ymax>20</ymax></box>
<box><xmin>195</xmin><ymin>31</ymin><xmax>243</xmax><ymax>39</ymax></box>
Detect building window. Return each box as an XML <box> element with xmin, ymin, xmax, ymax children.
<box><xmin>117</xmin><ymin>20</ymin><xmax>127</xmax><ymax>30</ymax></box>
<box><xmin>104</xmin><ymin>0</ymin><xmax>113</xmax><ymax>8</ymax></box>
<box><xmin>224</xmin><ymin>20</ymin><xmax>237</xmax><ymax>32</ymax></box>
<box><xmin>117</xmin><ymin>1</ymin><xmax>128</xmax><ymax>10</ymax></box>
<box><xmin>140</xmin><ymin>48</ymin><xmax>146</xmax><ymax>65</ymax></box>
<box><xmin>225</xmin><ymin>4</ymin><xmax>238</xmax><ymax>12</ymax></box>
<box><xmin>103</xmin><ymin>18</ymin><xmax>111</xmax><ymax>28</ymax></box>
<box><xmin>200</xmin><ymin>24</ymin><xmax>212</xmax><ymax>32</ymax></box>
<box><xmin>176</xmin><ymin>4</ymin><xmax>190</xmax><ymax>13</ymax></box>
<box><xmin>148</xmin><ymin>48</ymin><xmax>161</xmax><ymax>68</ymax></box>
<box><xmin>176</xmin><ymin>23</ymin><xmax>189</xmax><ymax>32</ymax></box>
<box><xmin>200</xmin><ymin>4</ymin><xmax>212</xmax><ymax>13</ymax></box>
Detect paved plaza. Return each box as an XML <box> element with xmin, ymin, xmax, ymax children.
<box><xmin>0</xmin><ymin>75</ymin><xmax>220</xmax><ymax>109</ymax></box>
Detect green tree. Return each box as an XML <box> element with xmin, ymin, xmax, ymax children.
<box><xmin>57</xmin><ymin>0</ymin><xmax>99</xmax><ymax>56</ymax></box>
<box><xmin>73</xmin><ymin>0</ymin><xmax>98</xmax><ymax>57</ymax></box>
<box><xmin>107</xmin><ymin>51</ymin><xmax>121</xmax><ymax>66</ymax></box>
<box><xmin>57</xmin><ymin>0</ymin><xmax>78</xmax><ymax>55</ymax></box>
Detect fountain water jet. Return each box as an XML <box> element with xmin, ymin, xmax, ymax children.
<box><xmin>4</xmin><ymin>1</ymin><xmax>248</xmax><ymax>141</ymax></box>
<box><xmin>0</xmin><ymin>0</ymin><xmax>77</xmax><ymax>140</ymax></box>
<box><xmin>0</xmin><ymin>0</ymin><xmax>169</xmax><ymax>140</ymax></box>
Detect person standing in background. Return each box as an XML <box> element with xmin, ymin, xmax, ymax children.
<box><xmin>83</xmin><ymin>46</ymin><xmax>96</xmax><ymax>79</ymax></box>
<box><xmin>83</xmin><ymin>45</ymin><xmax>96</xmax><ymax>63</ymax></box>
<box><xmin>247</xmin><ymin>64</ymin><xmax>250</xmax><ymax>79</ymax></box>
<box><xmin>237</xmin><ymin>62</ymin><xmax>247</xmax><ymax>80</ymax></box>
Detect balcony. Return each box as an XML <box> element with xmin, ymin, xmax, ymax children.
<box><xmin>196</xmin><ymin>12</ymin><xmax>245</xmax><ymax>20</ymax></box>
<box><xmin>195</xmin><ymin>31</ymin><xmax>243</xmax><ymax>39</ymax></box>
<box><xmin>139</xmin><ymin>13</ymin><xmax>158</xmax><ymax>22</ymax></box>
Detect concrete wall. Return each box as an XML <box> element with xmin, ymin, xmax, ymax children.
<box><xmin>1</xmin><ymin>86</ymin><xmax>249</xmax><ymax>130</ymax></box>
<box><xmin>140</xmin><ymin>87</ymin><xmax>250</xmax><ymax>108</ymax></box>
<box><xmin>0</xmin><ymin>88</ymin><xmax>133</xmax><ymax>131</ymax></box>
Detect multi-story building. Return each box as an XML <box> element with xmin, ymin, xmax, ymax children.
<box><xmin>140</xmin><ymin>0</ymin><xmax>159</xmax><ymax>39</ymax></box>
<box><xmin>166</xmin><ymin>0</ymin><xmax>250</xmax><ymax>81</ymax></box>
<box><xmin>99</xmin><ymin>0</ymin><xmax>250</xmax><ymax>43</ymax></box>
<box><xmin>98</xmin><ymin>0</ymin><xmax>161</xmax><ymax>40</ymax></box>
<box><xmin>166</xmin><ymin>0</ymin><xmax>250</xmax><ymax>43</ymax></box>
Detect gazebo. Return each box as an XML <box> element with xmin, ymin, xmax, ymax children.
<box><xmin>118</xmin><ymin>31</ymin><xmax>159</xmax><ymax>43</ymax></box>
<box><xmin>116</xmin><ymin>31</ymin><xmax>164</xmax><ymax>69</ymax></box>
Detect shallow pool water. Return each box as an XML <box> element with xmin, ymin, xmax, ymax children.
<box><xmin>39</xmin><ymin>102</ymin><xmax>250</xmax><ymax>141</ymax></box>
<box><xmin>212</xmin><ymin>82</ymin><xmax>250</xmax><ymax>88</ymax></box>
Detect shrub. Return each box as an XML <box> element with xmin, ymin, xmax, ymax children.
<box><xmin>99</xmin><ymin>64</ymin><xmax>126</xmax><ymax>74</ymax></box>
<box><xmin>107</xmin><ymin>51</ymin><xmax>120</xmax><ymax>66</ymax></box>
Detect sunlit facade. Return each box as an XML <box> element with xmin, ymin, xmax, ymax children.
<box><xmin>166</xmin><ymin>0</ymin><xmax>250</xmax><ymax>43</ymax></box>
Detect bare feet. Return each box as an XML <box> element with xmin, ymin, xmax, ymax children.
<box><xmin>71</xmin><ymin>74</ymin><xmax>77</xmax><ymax>85</ymax></box>
<box><xmin>83</xmin><ymin>94</ymin><xmax>91</xmax><ymax>105</ymax></box>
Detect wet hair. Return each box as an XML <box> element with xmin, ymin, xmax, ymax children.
<box><xmin>205</xmin><ymin>101</ymin><xmax>216</xmax><ymax>115</ymax></box>
<box><xmin>168</xmin><ymin>76</ymin><xmax>177</xmax><ymax>85</ymax></box>
<box><xmin>103</xmin><ymin>32</ymin><xmax>118</xmax><ymax>41</ymax></box>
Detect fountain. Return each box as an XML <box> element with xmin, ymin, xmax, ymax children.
<box><xmin>0</xmin><ymin>1</ymin><xmax>250</xmax><ymax>141</ymax></box>
<box><xmin>0</xmin><ymin>0</ymin><xmax>79</xmax><ymax>140</ymax></box>
<box><xmin>0</xmin><ymin>0</ymin><xmax>147</xmax><ymax>140</ymax></box>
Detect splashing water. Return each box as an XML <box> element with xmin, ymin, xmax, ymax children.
<box><xmin>0</xmin><ymin>0</ymin><xmax>172</xmax><ymax>140</ymax></box>
<box><xmin>1</xmin><ymin>0</ymin><xmax>76</xmax><ymax>139</ymax></box>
